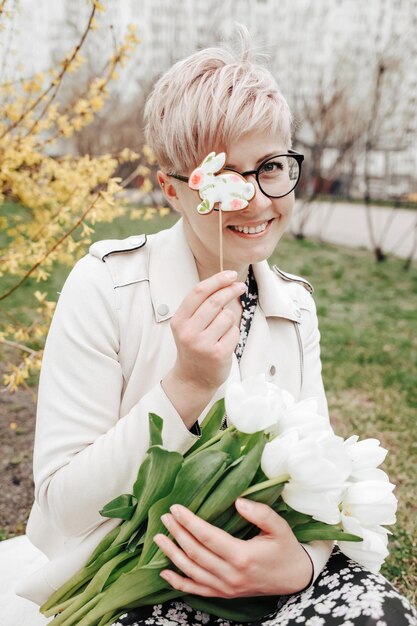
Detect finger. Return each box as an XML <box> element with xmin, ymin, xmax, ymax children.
<box><xmin>175</xmin><ymin>271</ymin><xmax>239</xmax><ymax>320</ymax></box>
<box><xmin>202</xmin><ymin>307</ymin><xmax>239</xmax><ymax>344</ymax></box>
<box><xmin>190</xmin><ymin>282</ymin><xmax>245</xmax><ymax>330</ymax></box>
<box><xmin>214</xmin><ymin>324</ymin><xmax>240</xmax><ymax>356</ymax></box>
<box><xmin>159</xmin><ymin>568</ymin><xmax>227</xmax><ymax>598</ymax></box>
<box><xmin>153</xmin><ymin>533</ymin><xmax>225</xmax><ymax>592</ymax></box>
<box><xmin>235</xmin><ymin>498</ymin><xmax>289</xmax><ymax>537</ymax></box>
<box><xmin>169</xmin><ymin>504</ymin><xmax>242</xmax><ymax>562</ymax></box>
<box><xmin>160</xmin><ymin>513</ymin><xmax>235</xmax><ymax>582</ymax></box>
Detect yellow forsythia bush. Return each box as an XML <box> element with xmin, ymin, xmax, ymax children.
<box><xmin>0</xmin><ymin>1</ymin><xmax>156</xmax><ymax>391</ymax></box>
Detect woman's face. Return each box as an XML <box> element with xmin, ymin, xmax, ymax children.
<box><xmin>161</xmin><ymin>129</ymin><xmax>294</xmax><ymax>280</ymax></box>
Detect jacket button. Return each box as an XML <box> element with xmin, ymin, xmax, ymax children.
<box><xmin>295</xmin><ymin>309</ymin><xmax>301</xmax><ymax>319</ymax></box>
<box><xmin>157</xmin><ymin>304</ymin><xmax>169</xmax><ymax>316</ymax></box>
<box><xmin>269</xmin><ymin>365</ymin><xmax>276</xmax><ymax>377</ymax></box>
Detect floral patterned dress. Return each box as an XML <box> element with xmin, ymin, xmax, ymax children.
<box><xmin>113</xmin><ymin>267</ymin><xmax>417</xmax><ymax>626</ymax></box>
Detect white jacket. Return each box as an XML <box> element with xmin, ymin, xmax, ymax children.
<box><xmin>16</xmin><ymin>219</ymin><xmax>332</xmax><ymax>605</ymax></box>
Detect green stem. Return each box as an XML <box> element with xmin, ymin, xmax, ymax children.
<box><xmin>185</xmin><ymin>425</ymin><xmax>235</xmax><ymax>460</ymax></box>
<box><xmin>49</xmin><ymin>593</ymin><xmax>103</xmax><ymax>626</ymax></box>
<box><xmin>86</xmin><ymin>525</ymin><xmax>121</xmax><ymax>566</ymax></box>
<box><xmin>47</xmin><ymin>550</ymin><xmax>136</xmax><ymax>625</ymax></box>
<box><xmin>97</xmin><ymin>610</ymin><xmax>120</xmax><ymax>626</ymax></box>
<box><xmin>42</xmin><ymin>590</ymin><xmax>86</xmax><ymax>619</ymax></box>
<box><xmin>240</xmin><ymin>475</ymin><xmax>289</xmax><ymax>496</ymax></box>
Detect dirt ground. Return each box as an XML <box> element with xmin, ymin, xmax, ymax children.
<box><xmin>0</xmin><ymin>375</ymin><xmax>37</xmax><ymax>538</ymax></box>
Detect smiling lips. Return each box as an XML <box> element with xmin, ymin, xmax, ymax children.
<box><xmin>228</xmin><ymin>219</ymin><xmax>273</xmax><ymax>236</ymax></box>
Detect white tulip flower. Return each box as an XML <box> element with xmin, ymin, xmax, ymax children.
<box><xmin>339</xmin><ymin>513</ymin><xmax>389</xmax><ymax>573</ymax></box>
<box><xmin>285</xmin><ymin>432</ymin><xmax>352</xmax><ymax>489</ymax></box>
<box><xmin>344</xmin><ymin>437</ymin><xmax>388</xmax><ymax>480</ymax></box>
<box><xmin>260</xmin><ymin>430</ymin><xmax>299</xmax><ymax>480</ymax></box>
<box><xmin>261</xmin><ymin>431</ymin><xmax>352</xmax><ymax>524</ymax></box>
<box><xmin>348</xmin><ymin>468</ymin><xmax>390</xmax><ymax>483</ymax></box>
<box><xmin>342</xmin><ymin>480</ymin><xmax>397</xmax><ymax>527</ymax></box>
<box><xmin>282</xmin><ymin>433</ymin><xmax>352</xmax><ymax>524</ymax></box>
<box><xmin>283</xmin><ymin>482</ymin><xmax>344</xmax><ymax>525</ymax></box>
<box><xmin>278</xmin><ymin>398</ymin><xmax>332</xmax><ymax>439</ymax></box>
<box><xmin>225</xmin><ymin>374</ymin><xmax>294</xmax><ymax>434</ymax></box>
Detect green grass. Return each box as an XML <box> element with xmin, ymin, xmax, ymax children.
<box><xmin>1</xmin><ymin>209</ymin><xmax>416</xmax><ymax>603</ymax></box>
<box><xmin>271</xmin><ymin>234</ymin><xmax>417</xmax><ymax>603</ymax></box>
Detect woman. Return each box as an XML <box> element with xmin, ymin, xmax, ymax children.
<box><xmin>4</xmin><ymin>27</ymin><xmax>416</xmax><ymax>626</ymax></box>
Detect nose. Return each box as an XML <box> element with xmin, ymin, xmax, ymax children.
<box><xmin>245</xmin><ymin>175</ymin><xmax>271</xmax><ymax>211</ymax></box>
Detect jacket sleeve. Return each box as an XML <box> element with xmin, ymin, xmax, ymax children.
<box><xmin>33</xmin><ymin>254</ymin><xmax>199</xmax><ymax>538</ymax></box>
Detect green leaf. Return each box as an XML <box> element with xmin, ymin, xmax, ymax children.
<box><xmin>197</xmin><ymin>198</ymin><xmax>211</xmax><ymax>213</ymax></box>
<box><xmin>148</xmin><ymin>412</ymin><xmax>163</xmax><ymax>447</ymax></box>
<box><xmin>186</xmin><ymin>425</ymin><xmax>241</xmax><ymax>462</ymax></box>
<box><xmin>197</xmin><ymin>432</ymin><xmax>266</xmax><ymax>523</ymax></box>
<box><xmin>140</xmin><ymin>448</ymin><xmax>230</xmax><ymax>565</ymax></box>
<box><xmin>70</xmin><ymin>561</ymin><xmax>171</xmax><ymax>626</ymax></box>
<box><xmin>185</xmin><ymin>399</ymin><xmax>225</xmax><ymax>456</ymax></box>
<box><xmin>42</xmin><ymin>447</ymin><xmax>184</xmax><ymax>614</ymax></box>
<box><xmin>210</xmin><ymin>428</ymin><xmax>243</xmax><ymax>460</ymax></box>
<box><xmin>84</xmin><ymin>526</ymin><xmax>121</xmax><ymax>568</ymax></box>
<box><xmin>117</xmin><ymin>446</ymin><xmax>184</xmax><ymax>547</ymax></box>
<box><xmin>125</xmin><ymin>525</ymin><xmax>146</xmax><ymax>554</ymax></box>
<box><xmin>99</xmin><ymin>494</ymin><xmax>137</xmax><ymax>520</ymax></box>
<box><xmin>184</xmin><ymin>594</ymin><xmax>280</xmax><ymax>623</ymax></box>
<box><xmin>222</xmin><ymin>481</ymin><xmax>285</xmax><ymax>535</ymax></box>
<box><xmin>279</xmin><ymin>508</ymin><xmax>313</xmax><ymax>528</ymax></box>
<box><xmin>46</xmin><ymin>550</ymin><xmax>137</xmax><ymax>625</ymax></box>
<box><xmin>293</xmin><ymin>521</ymin><xmax>363</xmax><ymax>543</ymax></box>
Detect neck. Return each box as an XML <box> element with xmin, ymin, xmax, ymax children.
<box><xmin>180</xmin><ymin>216</ymin><xmax>249</xmax><ymax>282</ymax></box>
<box><xmin>196</xmin><ymin>258</ymin><xmax>249</xmax><ymax>283</ymax></box>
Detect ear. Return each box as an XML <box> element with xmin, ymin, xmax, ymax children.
<box><xmin>157</xmin><ymin>169</ymin><xmax>184</xmax><ymax>214</ymax></box>
<box><xmin>157</xmin><ymin>170</ymin><xmax>178</xmax><ymax>200</ymax></box>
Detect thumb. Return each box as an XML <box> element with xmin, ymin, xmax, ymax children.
<box><xmin>235</xmin><ymin>498</ymin><xmax>288</xmax><ymax>537</ymax></box>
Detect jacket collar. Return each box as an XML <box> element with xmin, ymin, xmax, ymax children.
<box><xmin>252</xmin><ymin>260</ymin><xmax>300</xmax><ymax>321</ymax></box>
<box><xmin>148</xmin><ymin>218</ymin><xmax>300</xmax><ymax>323</ymax></box>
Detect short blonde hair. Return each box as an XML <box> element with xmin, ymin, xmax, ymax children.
<box><xmin>144</xmin><ymin>26</ymin><xmax>292</xmax><ymax>174</ymax></box>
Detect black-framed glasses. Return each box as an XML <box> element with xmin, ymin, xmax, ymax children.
<box><xmin>169</xmin><ymin>149</ymin><xmax>304</xmax><ymax>199</ymax></box>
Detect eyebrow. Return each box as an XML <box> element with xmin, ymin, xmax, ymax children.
<box><xmin>225</xmin><ymin>151</ymin><xmax>284</xmax><ymax>170</ymax></box>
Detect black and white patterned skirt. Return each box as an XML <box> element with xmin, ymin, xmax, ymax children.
<box><xmin>112</xmin><ymin>548</ymin><xmax>416</xmax><ymax>626</ymax></box>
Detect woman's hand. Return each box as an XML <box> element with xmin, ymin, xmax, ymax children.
<box><xmin>153</xmin><ymin>498</ymin><xmax>314</xmax><ymax>598</ymax></box>
<box><xmin>162</xmin><ymin>270</ymin><xmax>246</xmax><ymax>428</ymax></box>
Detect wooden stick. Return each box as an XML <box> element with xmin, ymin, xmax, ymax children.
<box><xmin>219</xmin><ymin>209</ymin><xmax>223</xmax><ymax>272</ymax></box>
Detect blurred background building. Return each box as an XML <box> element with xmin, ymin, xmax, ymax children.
<box><xmin>2</xmin><ymin>0</ymin><xmax>416</xmax><ymax>202</ymax></box>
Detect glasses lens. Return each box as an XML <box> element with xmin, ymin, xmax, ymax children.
<box><xmin>258</xmin><ymin>155</ymin><xmax>300</xmax><ymax>198</ymax></box>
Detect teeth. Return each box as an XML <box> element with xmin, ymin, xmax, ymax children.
<box><xmin>230</xmin><ymin>221</ymin><xmax>268</xmax><ymax>234</ymax></box>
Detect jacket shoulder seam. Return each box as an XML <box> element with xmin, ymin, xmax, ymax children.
<box><xmin>272</xmin><ymin>265</ymin><xmax>314</xmax><ymax>294</ymax></box>
<box><xmin>89</xmin><ymin>234</ymin><xmax>147</xmax><ymax>262</ymax></box>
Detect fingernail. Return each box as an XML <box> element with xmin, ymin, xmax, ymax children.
<box><xmin>161</xmin><ymin>514</ymin><xmax>171</xmax><ymax>527</ymax></box>
<box><xmin>170</xmin><ymin>504</ymin><xmax>182</xmax><ymax>518</ymax></box>
<box><xmin>225</xmin><ymin>270</ymin><xmax>237</xmax><ymax>280</ymax></box>
<box><xmin>237</xmin><ymin>498</ymin><xmax>252</xmax><ymax>511</ymax></box>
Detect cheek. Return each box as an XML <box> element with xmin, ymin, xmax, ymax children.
<box><xmin>275</xmin><ymin>195</ymin><xmax>294</xmax><ymax>220</ymax></box>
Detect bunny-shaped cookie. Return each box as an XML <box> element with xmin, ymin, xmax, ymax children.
<box><xmin>189</xmin><ymin>152</ymin><xmax>255</xmax><ymax>214</ymax></box>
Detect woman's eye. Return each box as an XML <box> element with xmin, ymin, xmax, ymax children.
<box><xmin>260</xmin><ymin>160</ymin><xmax>284</xmax><ymax>174</ymax></box>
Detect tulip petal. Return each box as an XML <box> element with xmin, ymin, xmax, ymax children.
<box><xmin>342</xmin><ymin>481</ymin><xmax>397</xmax><ymax>527</ymax></box>
<box><xmin>261</xmin><ymin>431</ymin><xmax>298</xmax><ymax>479</ymax></box>
<box><xmin>282</xmin><ymin>482</ymin><xmax>342</xmax><ymax>525</ymax></box>
<box><xmin>339</xmin><ymin>514</ymin><xmax>389</xmax><ymax>573</ymax></box>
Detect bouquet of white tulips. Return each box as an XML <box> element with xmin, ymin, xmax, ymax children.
<box><xmin>40</xmin><ymin>376</ymin><xmax>397</xmax><ymax>626</ymax></box>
